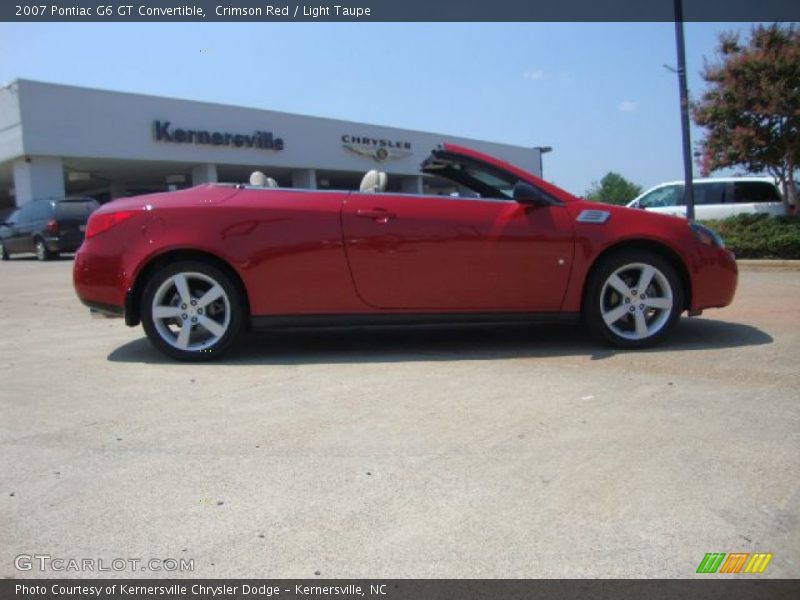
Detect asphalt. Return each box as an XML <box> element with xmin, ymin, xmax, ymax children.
<box><xmin>0</xmin><ymin>257</ymin><xmax>798</xmax><ymax>579</ymax></box>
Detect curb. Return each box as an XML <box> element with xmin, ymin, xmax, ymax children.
<box><xmin>736</xmin><ymin>259</ymin><xmax>800</xmax><ymax>271</ymax></box>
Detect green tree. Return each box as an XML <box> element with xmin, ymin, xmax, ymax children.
<box><xmin>585</xmin><ymin>172</ymin><xmax>642</xmax><ymax>205</ymax></box>
<box><xmin>693</xmin><ymin>23</ymin><xmax>800</xmax><ymax>208</ymax></box>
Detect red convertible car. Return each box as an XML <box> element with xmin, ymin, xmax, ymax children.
<box><xmin>73</xmin><ymin>144</ymin><xmax>737</xmax><ymax>361</ymax></box>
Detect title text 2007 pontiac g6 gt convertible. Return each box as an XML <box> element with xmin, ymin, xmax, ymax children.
<box><xmin>73</xmin><ymin>144</ymin><xmax>737</xmax><ymax>361</ymax></box>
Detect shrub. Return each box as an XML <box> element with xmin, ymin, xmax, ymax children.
<box><xmin>700</xmin><ymin>214</ymin><xmax>800</xmax><ymax>259</ymax></box>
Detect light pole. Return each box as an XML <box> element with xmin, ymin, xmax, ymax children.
<box><xmin>673</xmin><ymin>0</ymin><xmax>695</xmax><ymax>221</ymax></box>
<box><xmin>534</xmin><ymin>146</ymin><xmax>552</xmax><ymax>179</ymax></box>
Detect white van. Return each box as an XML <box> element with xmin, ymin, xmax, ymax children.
<box><xmin>627</xmin><ymin>177</ymin><xmax>787</xmax><ymax>219</ymax></box>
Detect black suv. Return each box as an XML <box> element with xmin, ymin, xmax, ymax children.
<box><xmin>0</xmin><ymin>197</ymin><xmax>100</xmax><ymax>261</ymax></box>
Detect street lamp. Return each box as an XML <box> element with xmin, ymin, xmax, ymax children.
<box><xmin>534</xmin><ymin>146</ymin><xmax>552</xmax><ymax>178</ymax></box>
<box><xmin>673</xmin><ymin>0</ymin><xmax>695</xmax><ymax>221</ymax></box>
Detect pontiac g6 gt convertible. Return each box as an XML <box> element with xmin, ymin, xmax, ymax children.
<box><xmin>73</xmin><ymin>144</ymin><xmax>738</xmax><ymax>361</ymax></box>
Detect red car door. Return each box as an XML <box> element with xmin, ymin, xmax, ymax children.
<box><xmin>341</xmin><ymin>193</ymin><xmax>575</xmax><ymax>310</ymax></box>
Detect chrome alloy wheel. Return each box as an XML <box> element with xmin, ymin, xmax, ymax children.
<box><xmin>599</xmin><ymin>262</ymin><xmax>674</xmax><ymax>341</ymax></box>
<box><xmin>150</xmin><ymin>271</ymin><xmax>231</xmax><ymax>352</ymax></box>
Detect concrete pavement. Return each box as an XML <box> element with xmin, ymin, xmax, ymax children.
<box><xmin>1</xmin><ymin>258</ymin><xmax>798</xmax><ymax>578</ymax></box>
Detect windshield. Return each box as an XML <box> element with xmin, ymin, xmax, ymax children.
<box><xmin>459</xmin><ymin>165</ymin><xmax>517</xmax><ymax>198</ymax></box>
<box><xmin>422</xmin><ymin>150</ymin><xmax>541</xmax><ymax>201</ymax></box>
<box><xmin>638</xmin><ymin>185</ymin><xmax>682</xmax><ymax>208</ymax></box>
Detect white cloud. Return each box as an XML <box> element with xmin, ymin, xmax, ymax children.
<box><xmin>618</xmin><ymin>100</ymin><xmax>638</xmax><ymax>112</ymax></box>
<box><xmin>523</xmin><ymin>70</ymin><xmax>546</xmax><ymax>81</ymax></box>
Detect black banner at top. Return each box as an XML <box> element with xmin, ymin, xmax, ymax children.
<box><xmin>2</xmin><ymin>0</ymin><xmax>800</xmax><ymax>22</ymax></box>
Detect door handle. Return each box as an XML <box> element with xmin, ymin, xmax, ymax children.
<box><xmin>356</xmin><ymin>208</ymin><xmax>396</xmax><ymax>222</ymax></box>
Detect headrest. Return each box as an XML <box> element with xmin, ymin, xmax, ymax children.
<box><xmin>249</xmin><ymin>172</ymin><xmax>279</xmax><ymax>187</ymax></box>
<box><xmin>249</xmin><ymin>171</ymin><xmax>268</xmax><ymax>186</ymax></box>
<box><xmin>359</xmin><ymin>170</ymin><xmax>387</xmax><ymax>193</ymax></box>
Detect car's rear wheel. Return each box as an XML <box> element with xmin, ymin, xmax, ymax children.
<box><xmin>0</xmin><ymin>241</ymin><xmax>9</xmax><ymax>261</ymax></box>
<box><xmin>141</xmin><ymin>260</ymin><xmax>245</xmax><ymax>361</ymax></box>
<box><xmin>35</xmin><ymin>238</ymin><xmax>53</xmax><ymax>261</ymax></box>
<box><xmin>584</xmin><ymin>250</ymin><xmax>683</xmax><ymax>348</ymax></box>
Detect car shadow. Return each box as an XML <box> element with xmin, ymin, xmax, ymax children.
<box><xmin>106</xmin><ymin>317</ymin><xmax>773</xmax><ymax>366</ymax></box>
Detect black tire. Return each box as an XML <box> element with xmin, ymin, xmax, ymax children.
<box><xmin>0</xmin><ymin>241</ymin><xmax>9</xmax><ymax>261</ymax></box>
<box><xmin>34</xmin><ymin>238</ymin><xmax>53</xmax><ymax>261</ymax></box>
<box><xmin>584</xmin><ymin>250</ymin><xmax>684</xmax><ymax>349</ymax></box>
<box><xmin>141</xmin><ymin>260</ymin><xmax>245</xmax><ymax>361</ymax></box>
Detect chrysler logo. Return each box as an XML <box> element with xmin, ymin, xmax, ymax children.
<box><xmin>341</xmin><ymin>135</ymin><xmax>412</xmax><ymax>162</ymax></box>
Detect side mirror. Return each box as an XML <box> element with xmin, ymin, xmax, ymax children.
<box><xmin>513</xmin><ymin>181</ymin><xmax>556</xmax><ymax>206</ymax></box>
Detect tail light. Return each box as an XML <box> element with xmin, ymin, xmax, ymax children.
<box><xmin>85</xmin><ymin>210</ymin><xmax>138</xmax><ymax>239</ymax></box>
<box><xmin>45</xmin><ymin>219</ymin><xmax>59</xmax><ymax>235</ymax></box>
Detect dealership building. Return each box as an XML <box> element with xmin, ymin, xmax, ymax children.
<box><xmin>0</xmin><ymin>79</ymin><xmax>545</xmax><ymax>211</ymax></box>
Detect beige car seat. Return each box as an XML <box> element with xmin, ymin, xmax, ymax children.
<box><xmin>249</xmin><ymin>171</ymin><xmax>279</xmax><ymax>187</ymax></box>
<box><xmin>359</xmin><ymin>170</ymin><xmax>387</xmax><ymax>193</ymax></box>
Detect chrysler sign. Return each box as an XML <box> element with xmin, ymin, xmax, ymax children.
<box><xmin>341</xmin><ymin>135</ymin><xmax>412</xmax><ymax>162</ymax></box>
<box><xmin>153</xmin><ymin>120</ymin><xmax>284</xmax><ymax>150</ymax></box>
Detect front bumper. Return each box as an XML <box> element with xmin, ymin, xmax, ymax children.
<box><xmin>690</xmin><ymin>246</ymin><xmax>738</xmax><ymax>311</ymax></box>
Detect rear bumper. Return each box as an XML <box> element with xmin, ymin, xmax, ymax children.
<box><xmin>45</xmin><ymin>235</ymin><xmax>84</xmax><ymax>253</ymax></box>
<box><xmin>82</xmin><ymin>299</ymin><xmax>124</xmax><ymax>319</ymax></box>
<box><xmin>73</xmin><ymin>246</ymin><xmax>129</xmax><ymax>317</ymax></box>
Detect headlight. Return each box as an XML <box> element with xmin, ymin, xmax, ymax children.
<box><xmin>690</xmin><ymin>223</ymin><xmax>725</xmax><ymax>248</ymax></box>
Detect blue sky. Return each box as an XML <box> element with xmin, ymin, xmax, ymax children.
<box><xmin>0</xmin><ymin>22</ymin><xmax>763</xmax><ymax>195</ymax></box>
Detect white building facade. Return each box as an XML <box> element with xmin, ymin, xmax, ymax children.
<box><xmin>0</xmin><ymin>79</ymin><xmax>544</xmax><ymax>209</ymax></box>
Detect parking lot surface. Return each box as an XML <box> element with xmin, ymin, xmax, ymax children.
<box><xmin>1</xmin><ymin>258</ymin><xmax>798</xmax><ymax>578</ymax></box>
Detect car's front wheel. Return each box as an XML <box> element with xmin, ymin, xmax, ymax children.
<box><xmin>141</xmin><ymin>260</ymin><xmax>245</xmax><ymax>361</ymax></box>
<box><xmin>584</xmin><ymin>250</ymin><xmax>684</xmax><ymax>348</ymax></box>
